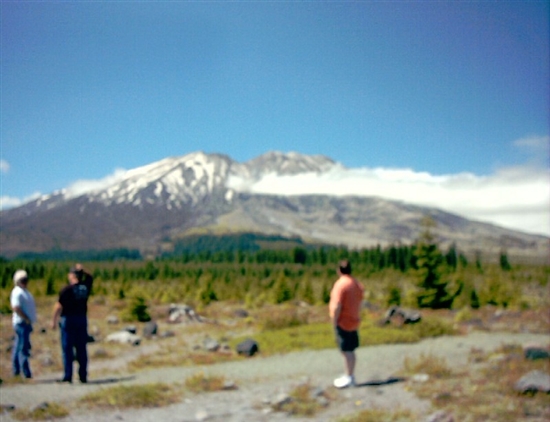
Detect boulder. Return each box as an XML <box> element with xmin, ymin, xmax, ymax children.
<box><xmin>514</xmin><ymin>370</ymin><xmax>550</xmax><ymax>394</ymax></box>
<box><xmin>105</xmin><ymin>331</ymin><xmax>141</xmax><ymax>346</ymax></box>
<box><xmin>236</xmin><ymin>338</ymin><xmax>259</xmax><ymax>357</ymax></box>
<box><xmin>142</xmin><ymin>321</ymin><xmax>158</xmax><ymax>338</ymax></box>
<box><xmin>524</xmin><ymin>344</ymin><xmax>550</xmax><ymax>360</ymax></box>
<box><xmin>383</xmin><ymin>306</ymin><xmax>421</xmax><ymax>326</ymax></box>
<box><xmin>168</xmin><ymin>303</ymin><xmax>201</xmax><ymax>323</ymax></box>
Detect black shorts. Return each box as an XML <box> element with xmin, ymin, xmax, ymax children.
<box><xmin>335</xmin><ymin>326</ymin><xmax>359</xmax><ymax>352</ymax></box>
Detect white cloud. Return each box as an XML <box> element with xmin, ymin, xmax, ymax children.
<box><xmin>228</xmin><ymin>163</ymin><xmax>550</xmax><ymax>236</ymax></box>
<box><xmin>513</xmin><ymin>134</ymin><xmax>549</xmax><ymax>153</ymax></box>
<box><xmin>0</xmin><ymin>159</ymin><xmax>10</xmax><ymax>173</ymax></box>
<box><xmin>65</xmin><ymin>168</ymin><xmax>128</xmax><ymax>199</ymax></box>
<box><xmin>0</xmin><ymin>169</ymin><xmax>128</xmax><ymax>210</ymax></box>
<box><xmin>0</xmin><ymin>196</ymin><xmax>22</xmax><ymax>210</ymax></box>
<box><xmin>0</xmin><ymin>192</ymin><xmax>41</xmax><ymax>211</ymax></box>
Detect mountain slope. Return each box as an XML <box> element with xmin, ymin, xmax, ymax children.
<box><xmin>1</xmin><ymin>151</ymin><xmax>547</xmax><ymax>259</ymax></box>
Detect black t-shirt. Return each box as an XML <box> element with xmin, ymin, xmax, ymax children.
<box><xmin>59</xmin><ymin>280</ymin><xmax>91</xmax><ymax>317</ymax></box>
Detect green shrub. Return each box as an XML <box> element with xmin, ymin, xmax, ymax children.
<box><xmin>121</xmin><ymin>295</ymin><xmax>151</xmax><ymax>322</ymax></box>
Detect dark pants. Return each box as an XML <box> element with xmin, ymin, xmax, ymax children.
<box><xmin>12</xmin><ymin>323</ymin><xmax>33</xmax><ymax>378</ymax></box>
<box><xmin>59</xmin><ymin>315</ymin><xmax>88</xmax><ymax>382</ymax></box>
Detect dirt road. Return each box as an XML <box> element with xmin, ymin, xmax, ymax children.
<box><xmin>1</xmin><ymin>331</ymin><xmax>548</xmax><ymax>421</ymax></box>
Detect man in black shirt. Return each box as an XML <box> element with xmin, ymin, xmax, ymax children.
<box><xmin>51</xmin><ymin>264</ymin><xmax>93</xmax><ymax>383</ymax></box>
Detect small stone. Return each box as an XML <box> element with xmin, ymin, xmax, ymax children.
<box><xmin>426</xmin><ymin>410</ymin><xmax>455</xmax><ymax>422</ymax></box>
<box><xmin>124</xmin><ymin>325</ymin><xmax>137</xmax><ymax>334</ymax></box>
<box><xmin>195</xmin><ymin>410</ymin><xmax>209</xmax><ymax>421</ymax></box>
<box><xmin>223</xmin><ymin>380</ymin><xmax>237</xmax><ymax>390</ymax></box>
<box><xmin>411</xmin><ymin>373</ymin><xmax>430</xmax><ymax>383</ymax></box>
<box><xmin>316</xmin><ymin>396</ymin><xmax>329</xmax><ymax>407</ymax></box>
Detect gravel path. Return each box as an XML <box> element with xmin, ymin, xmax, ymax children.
<box><xmin>1</xmin><ymin>331</ymin><xmax>548</xmax><ymax>421</ymax></box>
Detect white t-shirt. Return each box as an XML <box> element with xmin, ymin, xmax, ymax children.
<box><xmin>10</xmin><ymin>285</ymin><xmax>37</xmax><ymax>327</ymax></box>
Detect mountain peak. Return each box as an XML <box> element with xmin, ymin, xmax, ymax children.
<box><xmin>1</xmin><ymin>150</ymin><xmax>547</xmax><ymax>260</ymax></box>
<box><xmin>246</xmin><ymin>150</ymin><xmax>336</xmax><ymax>176</ymax></box>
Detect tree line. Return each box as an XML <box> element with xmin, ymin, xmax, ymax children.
<box><xmin>1</xmin><ymin>231</ymin><xmax>537</xmax><ymax>317</ymax></box>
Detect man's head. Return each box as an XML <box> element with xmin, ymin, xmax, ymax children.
<box><xmin>338</xmin><ymin>260</ymin><xmax>352</xmax><ymax>275</ymax></box>
<box><xmin>13</xmin><ymin>270</ymin><xmax>29</xmax><ymax>287</ymax></box>
<box><xmin>68</xmin><ymin>267</ymin><xmax>80</xmax><ymax>284</ymax></box>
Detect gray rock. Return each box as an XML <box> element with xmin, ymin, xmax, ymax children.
<box><xmin>524</xmin><ymin>345</ymin><xmax>550</xmax><ymax>360</ymax></box>
<box><xmin>195</xmin><ymin>409</ymin><xmax>209</xmax><ymax>421</ymax></box>
<box><xmin>271</xmin><ymin>393</ymin><xmax>292</xmax><ymax>409</ymax></box>
<box><xmin>233</xmin><ymin>309</ymin><xmax>249</xmax><ymax>318</ymax></box>
<box><xmin>383</xmin><ymin>306</ymin><xmax>421</xmax><ymax>325</ymax></box>
<box><xmin>514</xmin><ymin>370</ymin><xmax>550</xmax><ymax>394</ymax></box>
<box><xmin>106</xmin><ymin>315</ymin><xmax>119</xmax><ymax>324</ymax></box>
<box><xmin>203</xmin><ymin>338</ymin><xmax>220</xmax><ymax>352</ymax></box>
<box><xmin>316</xmin><ymin>396</ymin><xmax>329</xmax><ymax>407</ymax></box>
<box><xmin>222</xmin><ymin>380</ymin><xmax>238</xmax><ymax>390</ymax></box>
<box><xmin>124</xmin><ymin>325</ymin><xmax>137</xmax><ymax>334</ymax></box>
<box><xmin>168</xmin><ymin>303</ymin><xmax>201</xmax><ymax>323</ymax></box>
<box><xmin>426</xmin><ymin>410</ymin><xmax>455</xmax><ymax>422</ymax></box>
<box><xmin>142</xmin><ymin>321</ymin><xmax>158</xmax><ymax>338</ymax></box>
<box><xmin>236</xmin><ymin>338</ymin><xmax>259</xmax><ymax>356</ymax></box>
<box><xmin>33</xmin><ymin>402</ymin><xmax>50</xmax><ymax>412</ymax></box>
<box><xmin>105</xmin><ymin>331</ymin><xmax>141</xmax><ymax>346</ymax></box>
<box><xmin>0</xmin><ymin>404</ymin><xmax>15</xmax><ymax>412</ymax></box>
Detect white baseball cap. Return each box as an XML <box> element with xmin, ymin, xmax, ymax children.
<box><xmin>13</xmin><ymin>270</ymin><xmax>29</xmax><ymax>284</ymax></box>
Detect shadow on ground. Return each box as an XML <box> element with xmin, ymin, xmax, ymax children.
<box><xmin>34</xmin><ymin>376</ymin><xmax>136</xmax><ymax>385</ymax></box>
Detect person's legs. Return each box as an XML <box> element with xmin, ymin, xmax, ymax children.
<box><xmin>12</xmin><ymin>324</ymin><xmax>32</xmax><ymax>378</ymax></box>
<box><xmin>12</xmin><ymin>325</ymin><xmax>23</xmax><ymax>376</ymax></box>
<box><xmin>334</xmin><ymin>327</ymin><xmax>358</xmax><ymax>388</ymax></box>
<box><xmin>59</xmin><ymin>318</ymin><xmax>73</xmax><ymax>382</ymax></box>
<box><xmin>343</xmin><ymin>351</ymin><xmax>356</xmax><ymax>377</ymax></box>
<box><xmin>19</xmin><ymin>324</ymin><xmax>32</xmax><ymax>378</ymax></box>
<box><xmin>73</xmin><ymin>316</ymin><xmax>88</xmax><ymax>383</ymax></box>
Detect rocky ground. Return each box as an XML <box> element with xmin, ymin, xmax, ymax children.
<box><xmin>1</xmin><ymin>330</ymin><xmax>549</xmax><ymax>422</ymax></box>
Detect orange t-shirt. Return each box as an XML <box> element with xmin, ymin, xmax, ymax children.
<box><xmin>329</xmin><ymin>275</ymin><xmax>364</xmax><ymax>331</ymax></box>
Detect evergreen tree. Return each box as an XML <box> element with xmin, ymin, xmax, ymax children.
<box><xmin>273</xmin><ymin>273</ymin><xmax>293</xmax><ymax>304</ymax></box>
<box><xmin>499</xmin><ymin>250</ymin><xmax>511</xmax><ymax>271</ymax></box>
<box><xmin>414</xmin><ymin>216</ymin><xmax>455</xmax><ymax>309</ymax></box>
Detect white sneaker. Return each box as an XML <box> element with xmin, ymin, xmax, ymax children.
<box><xmin>333</xmin><ymin>374</ymin><xmax>355</xmax><ymax>388</ymax></box>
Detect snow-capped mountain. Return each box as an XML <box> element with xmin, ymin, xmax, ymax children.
<box><xmin>1</xmin><ymin>151</ymin><xmax>548</xmax><ymax>259</ymax></box>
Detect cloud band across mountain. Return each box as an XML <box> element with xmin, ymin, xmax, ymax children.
<box><xmin>227</xmin><ymin>164</ymin><xmax>550</xmax><ymax>236</ymax></box>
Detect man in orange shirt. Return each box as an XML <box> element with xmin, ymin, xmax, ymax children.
<box><xmin>329</xmin><ymin>260</ymin><xmax>364</xmax><ymax>388</ymax></box>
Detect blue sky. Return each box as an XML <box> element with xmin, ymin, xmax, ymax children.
<box><xmin>1</xmin><ymin>1</ymin><xmax>549</xmax><ymax>235</ymax></box>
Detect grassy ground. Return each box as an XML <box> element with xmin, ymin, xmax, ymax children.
<box><xmin>2</xmin><ymin>296</ymin><xmax>548</xmax><ymax>381</ymax></box>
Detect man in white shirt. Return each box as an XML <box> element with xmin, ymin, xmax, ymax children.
<box><xmin>10</xmin><ymin>269</ymin><xmax>37</xmax><ymax>379</ymax></box>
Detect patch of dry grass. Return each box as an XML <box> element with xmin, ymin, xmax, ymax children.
<box><xmin>337</xmin><ymin>408</ymin><xmax>417</xmax><ymax>422</ymax></box>
<box><xmin>402</xmin><ymin>353</ymin><xmax>454</xmax><ymax>379</ymax></box>
<box><xmin>404</xmin><ymin>344</ymin><xmax>550</xmax><ymax>421</ymax></box>
<box><xmin>271</xmin><ymin>381</ymin><xmax>334</xmax><ymax>417</ymax></box>
<box><xmin>79</xmin><ymin>382</ymin><xmax>182</xmax><ymax>408</ymax></box>
<box><xmin>184</xmin><ymin>371</ymin><xmax>229</xmax><ymax>393</ymax></box>
<box><xmin>11</xmin><ymin>402</ymin><xmax>69</xmax><ymax>420</ymax></box>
